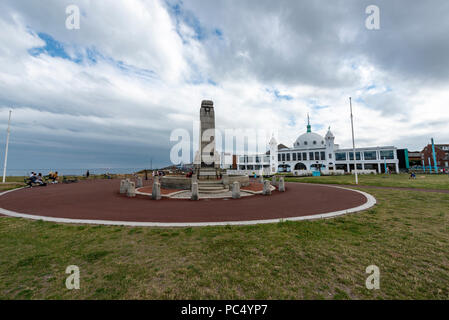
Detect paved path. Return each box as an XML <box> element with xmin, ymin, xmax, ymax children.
<box><xmin>0</xmin><ymin>179</ymin><xmax>369</xmax><ymax>223</ymax></box>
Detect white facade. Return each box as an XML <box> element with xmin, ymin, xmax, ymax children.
<box><xmin>233</xmin><ymin>119</ymin><xmax>400</xmax><ymax>175</ymax></box>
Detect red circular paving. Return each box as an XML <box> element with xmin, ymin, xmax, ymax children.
<box><xmin>0</xmin><ymin>179</ymin><xmax>371</xmax><ymax>224</ymax></box>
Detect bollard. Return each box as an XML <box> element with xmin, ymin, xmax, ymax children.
<box><xmin>271</xmin><ymin>175</ymin><xmax>277</xmax><ymax>186</ymax></box>
<box><xmin>232</xmin><ymin>181</ymin><xmax>241</xmax><ymax>199</ymax></box>
<box><xmin>278</xmin><ymin>176</ymin><xmax>285</xmax><ymax>192</ymax></box>
<box><xmin>136</xmin><ymin>176</ymin><xmax>143</xmax><ymax>188</ymax></box>
<box><xmin>191</xmin><ymin>182</ymin><xmax>199</xmax><ymax>200</ymax></box>
<box><xmin>263</xmin><ymin>180</ymin><xmax>271</xmax><ymax>195</ymax></box>
<box><xmin>127</xmin><ymin>181</ymin><xmax>136</xmax><ymax>197</ymax></box>
<box><xmin>120</xmin><ymin>179</ymin><xmax>128</xmax><ymax>194</ymax></box>
<box><xmin>152</xmin><ymin>182</ymin><xmax>161</xmax><ymax>200</ymax></box>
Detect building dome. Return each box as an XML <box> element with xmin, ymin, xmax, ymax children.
<box><xmin>294</xmin><ymin>132</ymin><xmax>325</xmax><ymax>148</ymax></box>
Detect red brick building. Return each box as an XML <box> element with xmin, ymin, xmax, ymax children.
<box><xmin>421</xmin><ymin>144</ymin><xmax>449</xmax><ymax>168</ymax></box>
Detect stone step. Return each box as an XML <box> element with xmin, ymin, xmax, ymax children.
<box><xmin>198</xmin><ymin>188</ymin><xmax>229</xmax><ymax>194</ymax></box>
<box><xmin>199</xmin><ymin>185</ymin><xmax>227</xmax><ymax>191</ymax></box>
<box><xmin>197</xmin><ymin>180</ymin><xmax>223</xmax><ymax>185</ymax></box>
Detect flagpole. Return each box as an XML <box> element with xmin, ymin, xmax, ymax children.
<box><xmin>2</xmin><ymin>110</ymin><xmax>12</xmax><ymax>183</ymax></box>
<box><xmin>350</xmin><ymin>98</ymin><xmax>358</xmax><ymax>184</ymax></box>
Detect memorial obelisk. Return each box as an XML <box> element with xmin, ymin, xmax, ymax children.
<box><xmin>194</xmin><ymin>100</ymin><xmax>220</xmax><ymax>179</ymax></box>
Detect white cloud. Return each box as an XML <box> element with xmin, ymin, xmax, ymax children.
<box><xmin>0</xmin><ymin>0</ymin><xmax>448</xmax><ymax>170</ymax></box>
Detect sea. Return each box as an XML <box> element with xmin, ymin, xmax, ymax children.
<box><xmin>5</xmin><ymin>168</ymin><xmax>147</xmax><ymax>177</ymax></box>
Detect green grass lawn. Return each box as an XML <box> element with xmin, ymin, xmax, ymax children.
<box><xmin>0</xmin><ymin>187</ymin><xmax>448</xmax><ymax>299</ymax></box>
<box><xmin>285</xmin><ymin>173</ymin><xmax>449</xmax><ymax>190</ymax></box>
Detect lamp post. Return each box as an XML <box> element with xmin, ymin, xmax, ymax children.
<box><xmin>2</xmin><ymin>110</ymin><xmax>12</xmax><ymax>183</ymax></box>
<box><xmin>349</xmin><ymin>97</ymin><xmax>358</xmax><ymax>184</ymax></box>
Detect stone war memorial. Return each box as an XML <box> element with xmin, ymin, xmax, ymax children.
<box><xmin>159</xmin><ymin>100</ymin><xmax>251</xmax><ymax>198</ymax></box>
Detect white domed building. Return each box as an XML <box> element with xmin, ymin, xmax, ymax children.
<box><xmin>276</xmin><ymin>116</ymin><xmax>338</xmax><ymax>172</ymax></box>
<box><xmin>233</xmin><ymin>115</ymin><xmax>400</xmax><ymax>175</ymax></box>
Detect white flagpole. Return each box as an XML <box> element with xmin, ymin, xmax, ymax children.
<box><xmin>349</xmin><ymin>98</ymin><xmax>358</xmax><ymax>185</ymax></box>
<box><xmin>2</xmin><ymin>110</ymin><xmax>12</xmax><ymax>183</ymax></box>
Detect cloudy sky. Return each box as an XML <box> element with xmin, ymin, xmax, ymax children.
<box><xmin>0</xmin><ymin>0</ymin><xmax>448</xmax><ymax>171</ymax></box>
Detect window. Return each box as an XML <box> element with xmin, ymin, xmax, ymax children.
<box><xmin>293</xmin><ymin>153</ymin><xmax>297</xmax><ymax>161</ymax></box>
<box><xmin>349</xmin><ymin>152</ymin><xmax>361</xmax><ymax>161</ymax></box>
<box><xmin>304</xmin><ymin>141</ymin><xmax>308</xmax><ymax>145</ymax></box>
<box><xmin>380</xmin><ymin>150</ymin><xmax>394</xmax><ymax>159</ymax></box>
<box><xmin>335</xmin><ymin>152</ymin><xmax>346</xmax><ymax>161</ymax></box>
<box><xmin>255</xmin><ymin>156</ymin><xmax>260</xmax><ymax>163</ymax></box>
<box><xmin>320</xmin><ymin>152</ymin><xmax>326</xmax><ymax>160</ymax></box>
<box><xmin>302</xmin><ymin>152</ymin><xmax>307</xmax><ymax>160</ymax></box>
<box><xmin>282</xmin><ymin>154</ymin><xmax>286</xmax><ymax>161</ymax></box>
<box><xmin>313</xmin><ymin>140</ymin><xmax>317</xmax><ymax>145</ymax></box>
<box><xmin>297</xmin><ymin>153</ymin><xmax>302</xmax><ymax>161</ymax></box>
<box><xmin>278</xmin><ymin>154</ymin><xmax>281</xmax><ymax>161</ymax></box>
<box><xmin>329</xmin><ymin>153</ymin><xmax>332</xmax><ymax>159</ymax></box>
<box><xmin>286</xmin><ymin>153</ymin><xmax>291</xmax><ymax>161</ymax></box>
<box><xmin>309</xmin><ymin>152</ymin><xmax>314</xmax><ymax>160</ymax></box>
<box><xmin>321</xmin><ymin>141</ymin><xmax>324</xmax><ymax>145</ymax></box>
<box><xmin>315</xmin><ymin>152</ymin><xmax>320</xmax><ymax>160</ymax></box>
<box><xmin>364</xmin><ymin>151</ymin><xmax>377</xmax><ymax>160</ymax></box>
<box><xmin>239</xmin><ymin>156</ymin><xmax>245</xmax><ymax>163</ymax></box>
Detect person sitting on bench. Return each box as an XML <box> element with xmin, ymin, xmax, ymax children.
<box><xmin>36</xmin><ymin>173</ymin><xmax>47</xmax><ymax>186</ymax></box>
<box><xmin>48</xmin><ymin>171</ymin><xmax>58</xmax><ymax>183</ymax></box>
<box><xmin>27</xmin><ymin>172</ymin><xmax>37</xmax><ymax>187</ymax></box>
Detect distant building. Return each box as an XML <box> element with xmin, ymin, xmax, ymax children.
<box><xmin>421</xmin><ymin>144</ymin><xmax>449</xmax><ymax>168</ymax></box>
<box><xmin>233</xmin><ymin>116</ymin><xmax>400</xmax><ymax>174</ymax></box>
<box><xmin>407</xmin><ymin>151</ymin><xmax>423</xmax><ymax>166</ymax></box>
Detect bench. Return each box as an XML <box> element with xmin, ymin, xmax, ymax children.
<box><xmin>62</xmin><ymin>176</ymin><xmax>78</xmax><ymax>183</ymax></box>
<box><xmin>24</xmin><ymin>178</ymin><xmax>48</xmax><ymax>187</ymax></box>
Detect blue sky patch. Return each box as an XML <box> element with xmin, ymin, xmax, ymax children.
<box><xmin>28</xmin><ymin>32</ymin><xmax>80</xmax><ymax>62</ymax></box>
<box><xmin>266</xmin><ymin>88</ymin><xmax>293</xmax><ymax>101</ymax></box>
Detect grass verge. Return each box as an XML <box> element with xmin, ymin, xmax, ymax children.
<box><xmin>285</xmin><ymin>173</ymin><xmax>449</xmax><ymax>190</ymax></box>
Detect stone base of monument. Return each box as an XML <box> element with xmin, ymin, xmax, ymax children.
<box><xmin>198</xmin><ymin>168</ymin><xmax>219</xmax><ymax>180</ymax></box>
<box><xmin>198</xmin><ymin>179</ymin><xmax>228</xmax><ymax>194</ymax></box>
<box><xmin>160</xmin><ymin>174</ymin><xmax>249</xmax><ymax>193</ymax></box>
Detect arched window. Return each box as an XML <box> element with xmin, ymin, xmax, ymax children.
<box><xmin>294</xmin><ymin>163</ymin><xmax>307</xmax><ymax>170</ymax></box>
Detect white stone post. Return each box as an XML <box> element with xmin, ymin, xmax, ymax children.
<box><xmin>263</xmin><ymin>180</ymin><xmax>271</xmax><ymax>195</ymax></box>
<box><xmin>191</xmin><ymin>182</ymin><xmax>199</xmax><ymax>200</ymax></box>
<box><xmin>278</xmin><ymin>176</ymin><xmax>285</xmax><ymax>192</ymax></box>
<box><xmin>152</xmin><ymin>182</ymin><xmax>161</xmax><ymax>200</ymax></box>
<box><xmin>127</xmin><ymin>181</ymin><xmax>136</xmax><ymax>197</ymax></box>
<box><xmin>232</xmin><ymin>181</ymin><xmax>241</xmax><ymax>199</ymax></box>
<box><xmin>120</xmin><ymin>179</ymin><xmax>128</xmax><ymax>194</ymax></box>
<box><xmin>271</xmin><ymin>175</ymin><xmax>277</xmax><ymax>186</ymax></box>
<box><xmin>136</xmin><ymin>176</ymin><xmax>143</xmax><ymax>188</ymax></box>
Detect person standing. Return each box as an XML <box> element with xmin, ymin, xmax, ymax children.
<box><xmin>86</xmin><ymin>170</ymin><xmax>90</xmax><ymax>179</ymax></box>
